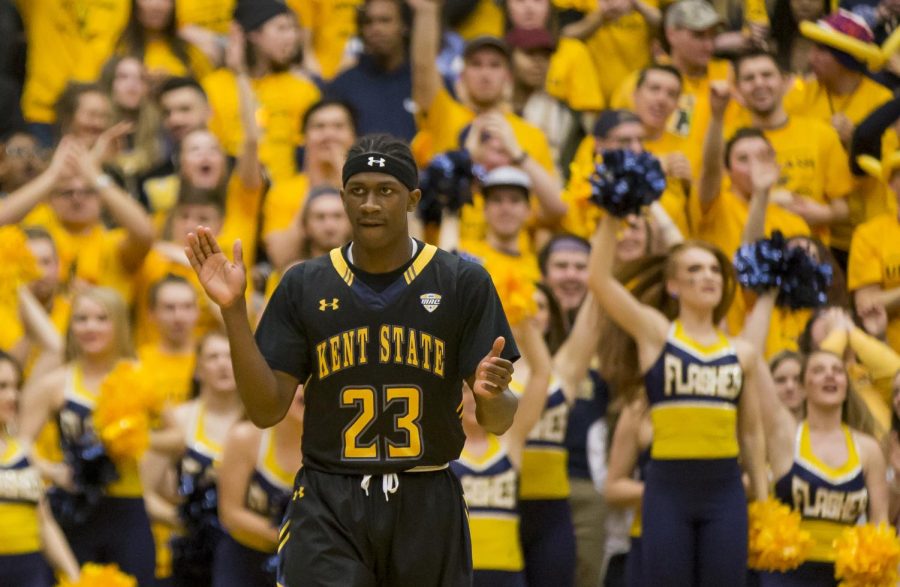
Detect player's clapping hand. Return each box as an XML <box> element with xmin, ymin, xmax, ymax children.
<box><xmin>185</xmin><ymin>227</ymin><xmax>247</xmax><ymax>309</ymax></box>
<box><xmin>472</xmin><ymin>337</ymin><xmax>514</xmax><ymax>398</ymax></box>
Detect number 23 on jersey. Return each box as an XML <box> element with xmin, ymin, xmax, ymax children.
<box><xmin>341</xmin><ymin>385</ymin><xmax>423</xmax><ymax>460</ymax></box>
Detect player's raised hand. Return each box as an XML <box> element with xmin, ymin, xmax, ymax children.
<box><xmin>472</xmin><ymin>337</ymin><xmax>514</xmax><ymax>398</ymax></box>
<box><xmin>185</xmin><ymin>227</ymin><xmax>247</xmax><ymax>309</ymax></box>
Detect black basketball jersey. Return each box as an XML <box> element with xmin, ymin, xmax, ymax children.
<box><xmin>256</xmin><ymin>240</ymin><xmax>519</xmax><ymax>475</ymax></box>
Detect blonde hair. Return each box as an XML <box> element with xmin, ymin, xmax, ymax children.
<box><xmin>65</xmin><ymin>287</ymin><xmax>134</xmax><ymax>362</ymax></box>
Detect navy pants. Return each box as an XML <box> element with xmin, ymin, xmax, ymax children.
<box><xmin>474</xmin><ymin>569</ymin><xmax>527</xmax><ymax>587</ymax></box>
<box><xmin>759</xmin><ymin>562</ymin><xmax>836</xmax><ymax>587</ymax></box>
<box><xmin>624</xmin><ymin>537</ymin><xmax>642</xmax><ymax>587</ymax></box>
<box><xmin>0</xmin><ymin>552</ymin><xmax>53</xmax><ymax>587</ymax></box>
<box><xmin>640</xmin><ymin>459</ymin><xmax>748</xmax><ymax>587</ymax></box>
<box><xmin>64</xmin><ymin>496</ymin><xmax>156</xmax><ymax>586</ymax></box>
<box><xmin>212</xmin><ymin>534</ymin><xmax>274</xmax><ymax>587</ymax></box>
<box><xmin>519</xmin><ymin>498</ymin><xmax>576</xmax><ymax>587</ymax></box>
<box><xmin>278</xmin><ymin>468</ymin><xmax>471</xmax><ymax>587</ymax></box>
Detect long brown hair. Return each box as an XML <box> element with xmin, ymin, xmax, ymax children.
<box><xmin>597</xmin><ymin>241</ymin><xmax>736</xmax><ymax>399</ymax></box>
<box><xmin>800</xmin><ymin>350</ymin><xmax>877</xmax><ymax>437</ymax></box>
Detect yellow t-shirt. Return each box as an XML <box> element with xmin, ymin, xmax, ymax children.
<box><xmin>565</xmin><ymin>134</ymin><xmax>693</xmax><ymax>237</ymax></box>
<box><xmin>416</xmin><ymin>88</ymin><xmax>556</xmax><ymax>245</ymax></box>
<box><xmin>757</xmin><ymin>116</ymin><xmax>853</xmax><ymax>246</ymax></box>
<box><xmin>16</xmin><ymin>0</ymin><xmax>130</xmax><ymax>123</ymax></box>
<box><xmin>133</xmin><ymin>174</ymin><xmax>263</xmax><ymax>346</ymax></box>
<box><xmin>262</xmin><ymin>173</ymin><xmax>311</xmax><ymax>238</ymax></box>
<box><xmin>696</xmin><ymin>187</ymin><xmax>810</xmax><ymax>260</ymax></box>
<box><xmin>290</xmin><ymin>0</ymin><xmax>363</xmax><ymax>80</ymax></box>
<box><xmin>23</xmin><ymin>210</ymin><xmax>137</xmax><ymax>304</ymax></box>
<box><xmin>454</xmin><ymin>0</ymin><xmax>504</xmax><ymax>39</ymax></box>
<box><xmin>784</xmin><ymin>75</ymin><xmax>892</xmax><ymax>249</ymax></box>
<box><xmin>546</xmin><ymin>38</ymin><xmax>604</xmax><ymax>112</ymax></box>
<box><xmin>176</xmin><ymin>0</ymin><xmax>235</xmax><ymax>34</ymax></box>
<box><xmin>202</xmin><ymin>69</ymin><xmax>321</xmax><ymax>181</ymax></box>
<box><xmin>137</xmin><ymin>345</ymin><xmax>196</xmax><ymax>406</ymax></box>
<box><xmin>585</xmin><ymin>0</ymin><xmax>659</xmax><ymax>102</ymax></box>
<box><xmin>142</xmin><ymin>38</ymin><xmax>212</xmax><ymax>80</ymax></box>
<box><xmin>848</xmin><ymin>214</ymin><xmax>900</xmax><ymax>352</ymax></box>
<box><xmin>611</xmin><ymin>59</ymin><xmax>740</xmax><ymax>176</ymax></box>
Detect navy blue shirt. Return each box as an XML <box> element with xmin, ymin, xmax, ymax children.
<box><xmin>326</xmin><ymin>55</ymin><xmax>417</xmax><ymax>142</ymax></box>
<box><xmin>565</xmin><ymin>370</ymin><xmax>609</xmax><ymax>481</ymax></box>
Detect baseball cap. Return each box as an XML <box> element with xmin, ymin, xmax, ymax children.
<box><xmin>593</xmin><ymin>110</ymin><xmax>641</xmax><ymax>138</ymax></box>
<box><xmin>463</xmin><ymin>36</ymin><xmax>512</xmax><ymax>62</ymax></box>
<box><xmin>505</xmin><ymin>28</ymin><xmax>557</xmax><ymax>53</ymax></box>
<box><xmin>481</xmin><ymin>166</ymin><xmax>532</xmax><ymax>195</ymax></box>
<box><xmin>665</xmin><ymin>0</ymin><xmax>724</xmax><ymax>31</ymax></box>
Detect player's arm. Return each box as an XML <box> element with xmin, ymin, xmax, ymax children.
<box><xmin>697</xmin><ymin>82</ymin><xmax>729</xmax><ymax>212</ymax></box>
<box><xmin>553</xmin><ymin>294</ymin><xmax>601</xmax><ymax>404</ymax></box>
<box><xmin>218</xmin><ymin>422</ymin><xmax>279</xmax><ymax>550</ymax></box>
<box><xmin>409</xmin><ymin>0</ymin><xmax>443</xmax><ymax>113</ymax></box>
<box><xmin>735</xmin><ymin>340</ymin><xmax>774</xmax><ymax>501</ymax></box>
<box><xmin>588</xmin><ymin>214</ymin><xmax>669</xmax><ymax>354</ymax></box>
<box><xmin>605</xmin><ymin>398</ymin><xmax>645</xmax><ymax>508</ymax></box>
<box><xmin>504</xmin><ymin>319</ymin><xmax>552</xmax><ymax>467</ymax></box>
<box><xmin>186</xmin><ymin>228</ymin><xmax>299</xmax><ymax>427</ymax></box>
<box><xmin>38</xmin><ymin>498</ymin><xmax>80</xmax><ymax>582</ymax></box>
<box><xmin>859</xmin><ymin>433</ymin><xmax>889</xmax><ymax>524</ymax></box>
<box><xmin>466</xmin><ymin>336</ymin><xmax>518</xmax><ymax>435</ymax></box>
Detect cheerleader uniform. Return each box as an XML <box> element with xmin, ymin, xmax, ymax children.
<box><xmin>55</xmin><ymin>364</ymin><xmax>156</xmax><ymax>584</ymax></box>
<box><xmin>171</xmin><ymin>403</ymin><xmax>224</xmax><ymax>587</ymax></box>
<box><xmin>641</xmin><ymin>321</ymin><xmax>748</xmax><ymax>587</ymax></box>
<box><xmin>624</xmin><ymin>448</ymin><xmax>651</xmax><ymax>587</ymax></box>
<box><xmin>213</xmin><ymin>429</ymin><xmax>294</xmax><ymax>587</ymax></box>
<box><xmin>451</xmin><ymin>434</ymin><xmax>524</xmax><ymax>587</ymax></box>
<box><xmin>517</xmin><ymin>380</ymin><xmax>576</xmax><ymax>587</ymax></box>
<box><xmin>760</xmin><ymin>423</ymin><xmax>868</xmax><ymax>587</ymax></box>
<box><xmin>0</xmin><ymin>437</ymin><xmax>54</xmax><ymax>587</ymax></box>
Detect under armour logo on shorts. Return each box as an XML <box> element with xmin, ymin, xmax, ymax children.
<box><xmin>368</xmin><ymin>157</ymin><xmax>386</xmax><ymax>167</ymax></box>
<box><xmin>319</xmin><ymin>298</ymin><xmax>340</xmax><ymax>311</ymax></box>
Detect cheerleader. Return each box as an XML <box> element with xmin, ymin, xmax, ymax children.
<box><xmin>0</xmin><ymin>351</ymin><xmax>79</xmax><ymax>586</ymax></box>
<box><xmin>753</xmin><ymin>297</ymin><xmax>888</xmax><ymax>586</ymax></box>
<box><xmin>213</xmin><ymin>388</ymin><xmax>304</xmax><ymax>586</ymax></box>
<box><xmin>142</xmin><ymin>331</ymin><xmax>244</xmax><ymax>586</ymax></box>
<box><xmin>588</xmin><ymin>213</ymin><xmax>768</xmax><ymax>586</ymax></box>
<box><xmin>18</xmin><ymin>287</ymin><xmax>156</xmax><ymax>584</ymax></box>
<box><xmin>453</xmin><ymin>316</ymin><xmax>552</xmax><ymax>587</ymax></box>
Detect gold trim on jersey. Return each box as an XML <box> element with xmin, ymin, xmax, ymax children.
<box><xmin>329</xmin><ymin>244</ymin><xmax>438</xmax><ymax>288</ymax></box>
<box><xmin>67</xmin><ymin>363</ymin><xmax>98</xmax><ymax>407</ymax></box>
<box><xmin>188</xmin><ymin>402</ymin><xmax>223</xmax><ymax>459</ymax></box>
<box><xmin>650</xmin><ymin>402</ymin><xmax>739</xmax><ymax>459</ymax></box>
<box><xmin>795</xmin><ymin>422</ymin><xmax>862</xmax><ymax>485</ymax></box>
<box><xmin>668</xmin><ymin>321</ymin><xmax>734</xmax><ymax>361</ymax></box>
<box><xmin>0</xmin><ymin>437</ymin><xmax>24</xmax><ymax>466</ymax></box>
<box><xmin>257</xmin><ymin>429</ymin><xmax>295</xmax><ymax>489</ymax></box>
<box><xmin>458</xmin><ymin>435</ymin><xmax>508</xmax><ymax>472</ymax></box>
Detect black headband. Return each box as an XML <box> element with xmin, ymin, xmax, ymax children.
<box><xmin>342</xmin><ymin>152</ymin><xmax>418</xmax><ymax>190</ymax></box>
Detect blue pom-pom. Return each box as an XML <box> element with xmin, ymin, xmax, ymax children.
<box><xmin>588</xmin><ymin>150</ymin><xmax>666</xmax><ymax>217</ymax></box>
<box><xmin>49</xmin><ymin>433</ymin><xmax>119</xmax><ymax>528</ymax></box>
<box><xmin>418</xmin><ymin>150</ymin><xmax>476</xmax><ymax>223</ymax></box>
<box><xmin>778</xmin><ymin>245</ymin><xmax>833</xmax><ymax>309</ymax></box>
<box><xmin>733</xmin><ymin>232</ymin><xmax>787</xmax><ymax>292</ymax></box>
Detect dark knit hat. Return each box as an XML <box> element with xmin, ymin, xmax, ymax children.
<box><xmin>233</xmin><ymin>0</ymin><xmax>290</xmax><ymax>32</ymax></box>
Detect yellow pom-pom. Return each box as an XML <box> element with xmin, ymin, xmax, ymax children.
<box><xmin>0</xmin><ymin>225</ymin><xmax>40</xmax><ymax>305</ymax></box>
<box><xmin>57</xmin><ymin>563</ymin><xmax>137</xmax><ymax>587</ymax></box>
<box><xmin>747</xmin><ymin>499</ymin><xmax>813</xmax><ymax>572</ymax></box>
<box><xmin>480</xmin><ymin>255</ymin><xmax>538</xmax><ymax>327</ymax></box>
<box><xmin>833</xmin><ymin>523</ymin><xmax>900</xmax><ymax>587</ymax></box>
<box><xmin>94</xmin><ymin>362</ymin><xmax>164</xmax><ymax>461</ymax></box>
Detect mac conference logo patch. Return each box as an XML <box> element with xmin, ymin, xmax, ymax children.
<box><xmin>420</xmin><ymin>293</ymin><xmax>441</xmax><ymax>313</ymax></box>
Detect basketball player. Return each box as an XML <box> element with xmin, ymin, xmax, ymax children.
<box><xmin>185</xmin><ymin>134</ymin><xmax>520</xmax><ymax>586</ymax></box>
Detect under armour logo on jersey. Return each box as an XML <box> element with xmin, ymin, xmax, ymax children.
<box><xmin>319</xmin><ymin>298</ymin><xmax>340</xmax><ymax>311</ymax></box>
<box><xmin>420</xmin><ymin>293</ymin><xmax>441</xmax><ymax>313</ymax></box>
<box><xmin>293</xmin><ymin>486</ymin><xmax>305</xmax><ymax>501</ymax></box>
<box><xmin>368</xmin><ymin>157</ymin><xmax>386</xmax><ymax>167</ymax></box>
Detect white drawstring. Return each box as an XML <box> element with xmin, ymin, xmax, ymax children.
<box><xmin>359</xmin><ymin>473</ymin><xmax>400</xmax><ymax>501</ymax></box>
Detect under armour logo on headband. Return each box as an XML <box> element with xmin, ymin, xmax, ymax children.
<box><xmin>368</xmin><ymin>157</ymin><xmax>386</xmax><ymax>167</ymax></box>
